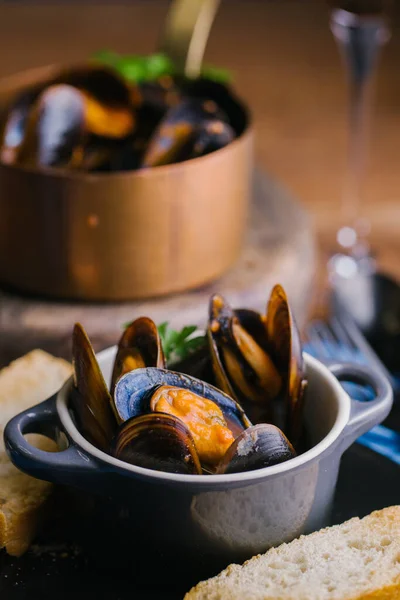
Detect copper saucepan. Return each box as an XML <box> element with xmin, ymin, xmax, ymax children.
<box><xmin>0</xmin><ymin>0</ymin><xmax>253</xmax><ymax>301</ymax></box>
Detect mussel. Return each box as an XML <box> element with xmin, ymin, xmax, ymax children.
<box><xmin>17</xmin><ymin>85</ymin><xmax>86</xmax><ymax>168</ymax></box>
<box><xmin>266</xmin><ymin>285</ymin><xmax>308</xmax><ymax>445</ymax></box>
<box><xmin>110</xmin><ymin>316</ymin><xmax>165</xmax><ymax>396</ymax></box>
<box><xmin>71</xmin><ymin>323</ymin><xmax>119</xmax><ymax>451</ymax></box>
<box><xmin>208</xmin><ymin>294</ymin><xmax>282</xmax><ymax>424</ymax></box>
<box><xmin>0</xmin><ymin>83</ymin><xmax>45</xmax><ymax>164</ymax></box>
<box><xmin>180</xmin><ymin>77</ymin><xmax>247</xmax><ymax>136</ymax></box>
<box><xmin>216</xmin><ymin>424</ymin><xmax>296</xmax><ymax>475</ymax></box>
<box><xmin>189</xmin><ymin>120</ymin><xmax>235</xmax><ymax>159</ymax></box>
<box><xmin>1</xmin><ymin>65</ymin><xmax>244</xmax><ymax>173</ymax></box>
<box><xmin>113</xmin><ymin>367</ymin><xmax>295</xmax><ymax>474</ymax></box>
<box><xmin>207</xmin><ymin>286</ymin><xmax>307</xmax><ymax>445</ymax></box>
<box><xmin>53</xmin><ymin>65</ymin><xmax>136</xmax><ymax>139</ymax></box>
<box><xmin>112</xmin><ymin>413</ymin><xmax>294</xmax><ymax>476</ymax></box>
<box><xmin>7</xmin><ymin>66</ymin><xmax>136</xmax><ymax>169</ymax></box>
<box><xmin>71</xmin><ymin>317</ymin><xmax>166</xmax><ymax>449</ymax></box>
<box><xmin>112</xmin><ymin>413</ymin><xmax>202</xmax><ymax>475</ymax></box>
<box><xmin>114</xmin><ymin>367</ymin><xmax>251</xmax><ymax>468</ymax></box>
<box><xmin>140</xmin><ymin>98</ymin><xmax>228</xmax><ymax>168</ymax></box>
<box><xmin>69</xmin><ymin>290</ymin><xmax>303</xmax><ymax>476</ymax></box>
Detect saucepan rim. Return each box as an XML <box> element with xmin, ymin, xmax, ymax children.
<box><xmin>0</xmin><ymin>62</ymin><xmax>252</xmax><ymax>181</ymax></box>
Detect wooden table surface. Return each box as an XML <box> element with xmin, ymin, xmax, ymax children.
<box><xmin>0</xmin><ymin>0</ymin><xmax>399</xmax><ymax>298</ymax></box>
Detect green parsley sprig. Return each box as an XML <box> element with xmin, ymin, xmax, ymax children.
<box><xmin>122</xmin><ymin>320</ymin><xmax>206</xmax><ymax>363</ymax></box>
<box><xmin>123</xmin><ymin>320</ymin><xmax>206</xmax><ymax>363</ymax></box>
<box><xmin>158</xmin><ymin>322</ymin><xmax>206</xmax><ymax>363</ymax></box>
<box><xmin>92</xmin><ymin>50</ymin><xmax>233</xmax><ymax>85</ymax></box>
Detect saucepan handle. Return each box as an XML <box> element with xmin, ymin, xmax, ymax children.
<box><xmin>4</xmin><ymin>394</ymin><xmax>99</xmax><ymax>484</ymax></box>
<box><xmin>328</xmin><ymin>363</ymin><xmax>393</xmax><ymax>451</ymax></box>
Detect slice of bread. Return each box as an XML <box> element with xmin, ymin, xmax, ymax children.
<box><xmin>185</xmin><ymin>506</ymin><xmax>400</xmax><ymax>600</ymax></box>
<box><xmin>0</xmin><ymin>349</ymin><xmax>72</xmax><ymax>556</ymax></box>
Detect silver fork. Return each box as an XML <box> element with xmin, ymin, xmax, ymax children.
<box><xmin>305</xmin><ymin>312</ymin><xmax>392</xmax><ymax>384</ymax></box>
<box><xmin>304</xmin><ymin>314</ymin><xmax>400</xmax><ymax>465</ymax></box>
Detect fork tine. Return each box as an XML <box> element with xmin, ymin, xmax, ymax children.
<box><xmin>326</xmin><ymin>318</ymin><xmax>362</xmax><ymax>364</ymax></box>
<box><xmin>305</xmin><ymin>321</ymin><xmax>339</xmax><ymax>361</ymax></box>
<box><xmin>334</xmin><ymin>311</ymin><xmax>393</xmax><ymax>382</ymax></box>
<box><xmin>304</xmin><ymin>323</ymin><xmax>328</xmax><ymax>360</ymax></box>
<box><xmin>306</xmin><ymin>312</ymin><xmax>392</xmax><ymax>381</ymax></box>
<box><xmin>306</xmin><ymin>319</ymin><xmax>377</xmax><ymax>401</ymax></box>
<box><xmin>330</xmin><ymin>316</ymin><xmax>356</xmax><ymax>349</ymax></box>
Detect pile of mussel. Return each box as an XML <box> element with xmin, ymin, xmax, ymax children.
<box><xmin>70</xmin><ymin>285</ymin><xmax>307</xmax><ymax>475</ymax></box>
<box><xmin>0</xmin><ymin>63</ymin><xmax>245</xmax><ymax>172</ymax></box>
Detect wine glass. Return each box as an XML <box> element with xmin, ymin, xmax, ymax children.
<box><xmin>328</xmin><ymin>1</ymin><xmax>391</xmax><ymax>280</ymax></box>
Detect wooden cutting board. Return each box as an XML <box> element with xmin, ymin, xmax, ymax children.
<box><xmin>0</xmin><ymin>169</ymin><xmax>316</xmax><ymax>367</ymax></box>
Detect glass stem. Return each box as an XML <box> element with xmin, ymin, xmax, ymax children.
<box><xmin>331</xmin><ymin>9</ymin><xmax>389</xmax><ymax>259</ymax></box>
<box><xmin>343</xmin><ymin>68</ymin><xmax>371</xmax><ymax>242</ymax></box>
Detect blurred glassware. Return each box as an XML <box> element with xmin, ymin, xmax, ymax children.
<box><xmin>328</xmin><ymin>0</ymin><xmax>391</xmax><ymax>280</ymax></box>
<box><xmin>331</xmin><ymin>270</ymin><xmax>400</xmax><ymax>390</ymax></box>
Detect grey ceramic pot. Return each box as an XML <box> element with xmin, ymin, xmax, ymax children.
<box><xmin>4</xmin><ymin>350</ymin><xmax>392</xmax><ymax>588</ymax></box>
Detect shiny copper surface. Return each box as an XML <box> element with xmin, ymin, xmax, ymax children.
<box><xmin>0</xmin><ymin>65</ymin><xmax>253</xmax><ymax>300</ymax></box>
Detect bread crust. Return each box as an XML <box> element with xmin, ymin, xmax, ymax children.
<box><xmin>0</xmin><ymin>351</ymin><xmax>72</xmax><ymax>556</ymax></box>
<box><xmin>350</xmin><ymin>581</ymin><xmax>400</xmax><ymax>600</ymax></box>
<box><xmin>186</xmin><ymin>576</ymin><xmax>400</xmax><ymax>600</ymax></box>
<box><xmin>185</xmin><ymin>507</ymin><xmax>400</xmax><ymax>600</ymax></box>
<box><xmin>2</xmin><ymin>498</ymin><xmax>50</xmax><ymax>557</ymax></box>
<box><xmin>0</xmin><ymin>435</ymin><xmax>57</xmax><ymax>556</ymax></box>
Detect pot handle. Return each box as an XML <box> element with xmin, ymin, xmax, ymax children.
<box><xmin>4</xmin><ymin>394</ymin><xmax>99</xmax><ymax>484</ymax></box>
<box><xmin>328</xmin><ymin>363</ymin><xmax>393</xmax><ymax>450</ymax></box>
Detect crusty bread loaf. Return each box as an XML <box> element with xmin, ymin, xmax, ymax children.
<box><xmin>0</xmin><ymin>350</ymin><xmax>72</xmax><ymax>556</ymax></box>
<box><xmin>185</xmin><ymin>506</ymin><xmax>400</xmax><ymax>600</ymax></box>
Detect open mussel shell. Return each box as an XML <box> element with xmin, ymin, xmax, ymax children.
<box><xmin>114</xmin><ymin>367</ymin><xmax>251</xmax><ymax>435</ymax></box>
<box><xmin>180</xmin><ymin>77</ymin><xmax>247</xmax><ymax>135</ymax></box>
<box><xmin>53</xmin><ymin>65</ymin><xmax>136</xmax><ymax>139</ymax></box>
<box><xmin>6</xmin><ymin>66</ymin><xmax>136</xmax><ymax>170</ymax></box>
<box><xmin>0</xmin><ymin>83</ymin><xmax>45</xmax><ymax>165</ymax></box>
<box><xmin>208</xmin><ymin>293</ymin><xmax>241</xmax><ymax>400</ymax></box>
<box><xmin>208</xmin><ymin>294</ymin><xmax>282</xmax><ymax>423</ymax></box>
<box><xmin>111</xmin><ymin>412</ymin><xmax>202</xmax><ymax>474</ymax></box>
<box><xmin>71</xmin><ymin>323</ymin><xmax>119</xmax><ymax>451</ymax></box>
<box><xmin>189</xmin><ymin>119</ymin><xmax>235</xmax><ymax>159</ymax></box>
<box><xmin>110</xmin><ymin>317</ymin><xmax>166</xmax><ymax>396</ymax></box>
<box><xmin>17</xmin><ymin>84</ymin><xmax>86</xmax><ymax>168</ymax></box>
<box><xmin>216</xmin><ymin>424</ymin><xmax>296</xmax><ymax>475</ymax></box>
<box><xmin>266</xmin><ymin>284</ymin><xmax>307</xmax><ymax>444</ymax></box>
<box><xmin>140</xmin><ymin>98</ymin><xmax>228</xmax><ymax>168</ymax></box>
<box><xmin>149</xmin><ymin>385</ymin><xmax>238</xmax><ymax>468</ymax></box>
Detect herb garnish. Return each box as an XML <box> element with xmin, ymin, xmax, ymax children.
<box><xmin>158</xmin><ymin>322</ymin><xmax>206</xmax><ymax>362</ymax></box>
<box><xmin>123</xmin><ymin>320</ymin><xmax>206</xmax><ymax>363</ymax></box>
<box><xmin>92</xmin><ymin>50</ymin><xmax>233</xmax><ymax>85</ymax></box>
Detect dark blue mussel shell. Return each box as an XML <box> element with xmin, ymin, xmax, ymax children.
<box><xmin>114</xmin><ymin>367</ymin><xmax>251</xmax><ymax>436</ymax></box>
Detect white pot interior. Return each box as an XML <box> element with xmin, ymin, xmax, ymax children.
<box><xmin>303</xmin><ymin>357</ymin><xmax>343</xmax><ymax>448</ymax></box>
